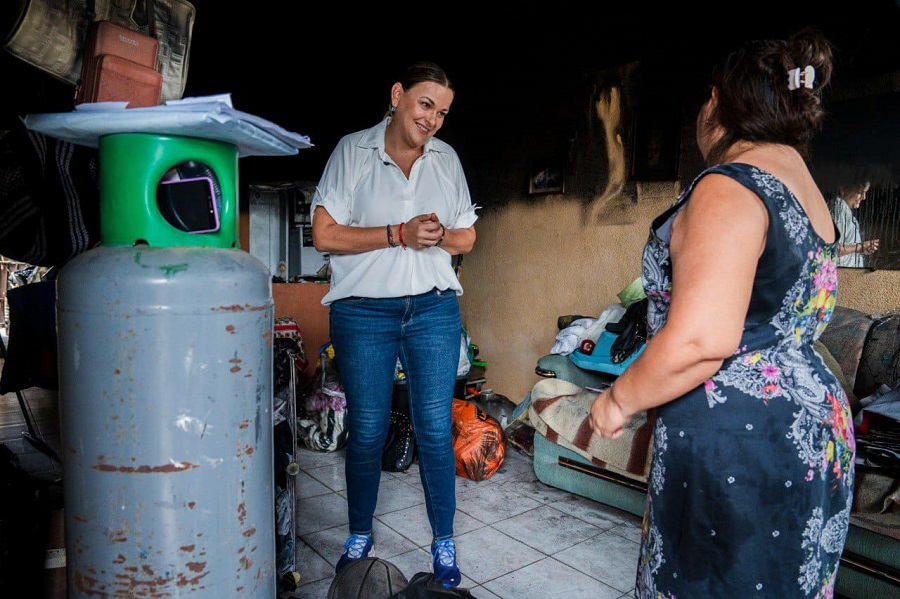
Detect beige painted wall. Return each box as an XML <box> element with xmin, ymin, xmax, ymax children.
<box><xmin>459</xmin><ymin>188</ymin><xmax>900</xmax><ymax>405</ymax></box>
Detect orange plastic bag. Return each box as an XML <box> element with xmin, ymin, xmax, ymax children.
<box><xmin>451</xmin><ymin>399</ymin><xmax>507</xmax><ymax>481</ymax></box>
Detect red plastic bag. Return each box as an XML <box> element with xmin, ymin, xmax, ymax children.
<box><xmin>451</xmin><ymin>399</ymin><xmax>506</xmax><ymax>481</ymax></box>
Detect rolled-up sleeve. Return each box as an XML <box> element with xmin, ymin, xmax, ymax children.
<box><xmin>444</xmin><ymin>147</ymin><xmax>479</xmax><ymax>229</ymax></box>
<box><xmin>311</xmin><ymin>136</ymin><xmax>354</xmax><ymax>225</ymax></box>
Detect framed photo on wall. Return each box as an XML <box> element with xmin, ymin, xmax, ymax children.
<box><xmin>527</xmin><ymin>163</ymin><xmax>566</xmax><ymax>195</ymax></box>
<box><xmin>630</xmin><ymin>103</ymin><xmax>681</xmax><ymax>182</ymax></box>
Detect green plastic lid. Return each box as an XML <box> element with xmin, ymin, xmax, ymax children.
<box><xmin>98</xmin><ymin>133</ymin><xmax>239</xmax><ymax>248</ymax></box>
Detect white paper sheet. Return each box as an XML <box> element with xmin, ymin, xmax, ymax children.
<box><xmin>24</xmin><ymin>94</ymin><xmax>312</xmax><ymax>158</ymax></box>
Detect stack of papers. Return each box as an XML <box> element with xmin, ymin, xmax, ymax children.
<box><xmin>23</xmin><ymin>94</ymin><xmax>312</xmax><ymax>158</ymax></box>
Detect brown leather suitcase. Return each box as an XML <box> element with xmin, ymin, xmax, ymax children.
<box><xmin>75</xmin><ymin>20</ymin><xmax>162</xmax><ymax>108</ymax></box>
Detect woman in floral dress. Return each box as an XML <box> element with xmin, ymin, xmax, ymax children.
<box><xmin>590</xmin><ymin>29</ymin><xmax>855</xmax><ymax>597</ymax></box>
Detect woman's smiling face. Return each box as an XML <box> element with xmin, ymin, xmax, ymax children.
<box><xmin>391</xmin><ymin>80</ymin><xmax>454</xmax><ymax>147</ymax></box>
<box><xmin>846</xmin><ymin>182</ymin><xmax>870</xmax><ymax>209</ymax></box>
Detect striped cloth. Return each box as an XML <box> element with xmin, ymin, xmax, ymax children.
<box><xmin>0</xmin><ymin>117</ymin><xmax>100</xmax><ymax>266</ymax></box>
<box><xmin>528</xmin><ymin>377</ymin><xmax>654</xmax><ymax>482</ymax></box>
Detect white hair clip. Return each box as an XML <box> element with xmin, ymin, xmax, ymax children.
<box><xmin>787</xmin><ymin>65</ymin><xmax>816</xmax><ymax>91</ymax></box>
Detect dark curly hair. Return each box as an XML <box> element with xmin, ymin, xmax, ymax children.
<box><xmin>702</xmin><ymin>27</ymin><xmax>833</xmax><ymax>166</ymax></box>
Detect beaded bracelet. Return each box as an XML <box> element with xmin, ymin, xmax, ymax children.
<box><xmin>436</xmin><ymin>224</ymin><xmax>446</xmax><ymax>247</ymax></box>
<box><xmin>386</xmin><ymin>224</ymin><xmax>398</xmax><ymax>247</ymax></box>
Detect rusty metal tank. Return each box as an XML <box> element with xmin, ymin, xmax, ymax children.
<box><xmin>56</xmin><ymin>245</ymin><xmax>274</xmax><ymax>597</ymax></box>
<box><xmin>55</xmin><ymin>133</ymin><xmax>275</xmax><ymax>597</ymax></box>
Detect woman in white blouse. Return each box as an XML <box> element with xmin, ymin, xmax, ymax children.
<box><xmin>310</xmin><ymin>61</ymin><xmax>477</xmax><ymax>589</ymax></box>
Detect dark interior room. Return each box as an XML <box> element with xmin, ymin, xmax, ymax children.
<box><xmin>174</xmin><ymin>2</ymin><xmax>900</xmax><ymax>198</ymax></box>
<box><xmin>2</xmin><ymin>1</ymin><xmax>900</xmax><ymax>598</ymax></box>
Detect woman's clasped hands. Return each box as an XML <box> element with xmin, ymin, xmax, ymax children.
<box><xmin>402</xmin><ymin>213</ymin><xmax>445</xmax><ymax>249</ymax></box>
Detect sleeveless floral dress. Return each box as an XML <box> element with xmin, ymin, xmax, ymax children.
<box><xmin>636</xmin><ymin>163</ymin><xmax>856</xmax><ymax>598</ymax></box>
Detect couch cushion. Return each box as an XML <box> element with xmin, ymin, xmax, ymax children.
<box><xmin>818</xmin><ymin>305</ymin><xmax>875</xmax><ymax>397</ymax></box>
<box><xmin>855</xmin><ymin>312</ymin><xmax>900</xmax><ymax>399</ymax></box>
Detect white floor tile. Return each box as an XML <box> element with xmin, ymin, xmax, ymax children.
<box><xmin>611</xmin><ymin>517</ymin><xmax>644</xmax><ymax>544</ymax></box>
<box><xmin>292</xmin><ymin>538</ymin><xmax>334</xmax><ymax>585</ymax></box>
<box><xmin>453</xmin><ymin>526</ymin><xmax>545</xmax><ymax>584</ymax></box>
<box><xmin>372</xmin><ymin>474</ymin><xmax>431</xmax><ymax>517</ymax></box>
<box><xmin>294</xmin><ymin>470</ymin><xmax>332</xmax><ymax>499</ymax></box>
<box><xmin>299</xmin><ymin>523</ymin><xmax>348</xmax><ymax>569</ymax></box>
<box><xmin>456</xmin><ymin>482</ymin><xmax>543</xmax><ymax>525</ymax></box>
<box><xmin>484</xmin><ymin>556</ymin><xmax>624</xmax><ymax>599</ymax></box>
<box><xmin>296</xmin><ymin>446</ymin><xmax>345</xmax><ymax>469</ymax></box>
<box><xmin>367</xmin><ymin>521</ymin><xmax>420</xmax><ymax>561</ymax></box>
<box><xmin>305</xmin><ymin>461</ymin><xmax>346</xmax><ymax>492</ymax></box>
<box><xmin>377</xmin><ymin>502</ymin><xmax>484</xmax><ymax>548</ymax></box>
<box><xmin>554</xmin><ymin>531</ymin><xmax>640</xmax><ymax>593</ymax></box>
<box><xmin>376</xmin><ymin>503</ymin><xmax>432</xmax><ymax>545</ymax></box>
<box><xmin>495</xmin><ymin>470</ymin><xmax>575</xmax><ymax>504</ymax></box>
<box><xmin>384</xmin><ymin>464</ymin><xmax>423</xmax><ymax>484</ymax></box>
<box><xmin>295</xmin><ymin>493</ymin><xmax>348</xmax><ymax>536</ymax></box>
<box><xmin>455</xmin><ymin>474</ymin><xmax>494</xmax><ymax>493</ymax></box>
<box><xmin>492</xmin><ymin>503</ymin><xmax>603</xmax><ymax>555</ymax></box>
<box><xmin>553</xmin><ymin>494</ymin><xmax>637</xmax><ymax>531</ymax></box>
<box><xmin>469</xmin><ymin>584</ymin><xmax>503</xmax><ymax>598</ymax></box>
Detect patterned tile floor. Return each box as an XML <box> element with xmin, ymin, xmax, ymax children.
<box><xmin>285</xmin><ymin>443</ymin><xmax>641</xmax><ymax>599</ymax></box>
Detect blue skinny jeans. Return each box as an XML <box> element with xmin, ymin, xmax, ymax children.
<box><xmin>329</xmin><ymin>288</ymin><xmax>460</xmax><ymax>541</ymax></box>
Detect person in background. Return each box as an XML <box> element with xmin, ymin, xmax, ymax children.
<box><xmin>590</xmin><ymin>29</ymin><xmax>855</xmax><ymax>597</ymax></box>
<box><xmin>310</xmin><ymin>60</ymin><xmax>477</xmax><ymax>588</ymax></box>
<box><xmin>831</xmin><ymin>180</ymin><xmax>878</xmax><ymax>267</ymax></box>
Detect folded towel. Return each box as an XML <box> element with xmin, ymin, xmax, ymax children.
<box><xmin>528</xmin><ymin>378</ymin><xmax>654</xmax><ymax>481</ymax></box>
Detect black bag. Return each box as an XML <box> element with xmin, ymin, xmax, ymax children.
<box><xmin>390</xmin><ymin>572</ymin><xmax>478</xmax><ymax>598</ymax></box>
<box><xmin>383</xmin><ymin>381</ymin><xmax>417</xmax><ymax>472</ymax></box>
<box><xmin>0</xmin><ymin>280</ymin><xmax>58</xmax><ymax>394</ymax></box>
<box><xmin>607</xmin><ymin>297</ymin><xmax>648</xmax><ymax>364</ymax></box>
<box><xmin>383</xmin><ymin>408</ymin><xmax>416</xmax><ymax>472</ymax></box>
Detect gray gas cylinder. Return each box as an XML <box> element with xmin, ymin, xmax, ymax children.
<box><xmin>56</xmin><ymin>245</ymin><xmax>275</xmax><ymax>597</ymax></box>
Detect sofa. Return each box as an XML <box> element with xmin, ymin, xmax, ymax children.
<box><xmin>527</xmin><ymin>305</ymin><xmax>900</xmax><ymax>598</ymax></box>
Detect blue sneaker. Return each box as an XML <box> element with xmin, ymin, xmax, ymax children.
<box><xmin>431</xmin><ymin>538</ymin><xmax>461</xmax><ymax>588</ymax></box>
<box><xmin>335</xmin><ymin>533</ymin><xmax>373</xmax><ymax>573</ymax></box>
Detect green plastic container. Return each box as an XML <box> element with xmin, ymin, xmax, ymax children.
<box><xmin>99</xmin><ymin>133</ymin><xmax>239</xmax><ymax>248</ymax></box>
